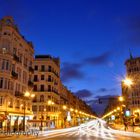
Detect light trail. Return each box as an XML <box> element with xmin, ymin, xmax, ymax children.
<box><xmin>40</xmin><ymin>119</ymin><xmax>140</xmax><ymax>139</ymax></box>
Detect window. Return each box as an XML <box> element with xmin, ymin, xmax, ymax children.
<box><xmin>41</xmin><ymin>75</ymin><xmax>44</xmax><ymax>80</ymax></box>
<box><xmin>48</xmin><ymin>75</ymin><xmax>51</xmax><ymax>82</ymax></box>
<box><xmin>0</xmin><ymin>78</ymin><xmax>3</xmax><ymax>88</ymax></box>
<box><xmin>6</xmin><ymin>60</ymin><xmax>9</xmax><ymax>70</ymax></box>
<box><xmin>48</xmin><ymin>85</ymin><xmax>51</xmax><ymax>92</ymax></box>
<box><xmin>0</xmin><ymin>97</ymin><xmax>3</xmax><ymax>106</ymax></box>
<box><xmin>34</xmin><ymin>85</ymin><xmax>37</xmax><ymax>91</ymax></box>
<box><xmin>40</xmin><ymin>85</ymin><xmax>44</xmax><ymax>91</ymax></box>
<box><xmin>23</xmin><ymin>71</ymin><xmax>27</xmax><ymax>84</ymax></box>
<box><xmin>4</xmin><ymin>79</ymin><xmax>7</xmax><ymax>89</ymax></box>
<box><xmin>13</xmin><ymin>48</ymin><xmax>17</xmax><ymax>55</ymax></box>
<box><xmin>40</xmin><ymin>95</ymin><xmax>44</xmax><ymax>102</ymax></box>
<box><xmin>19</xmin><ymin>54</ymin><xmax>22</xmax><ymax>63</ymax></box>
<box><xmin>39</xmin><ymin>105</ymin><xmax>44</xmax><ymax>111</ymax></box>
<box><xmin>2</xmin><ymin>60</ymin><xmax>5</xmax><ymax>70</ymax></box>
<box><xmin>41</xmin><ymin>65</ymin><xmax>45</xmax><ymax>71</ymax></box>
<box><xmin>48</xmin><ymin>66</ymin><xmax>51</xmax><ymax>72</ymax></box>
<box><xmin>32</xmin><ymin>105</ymin><xmax>37</xmax><ymax>111</ymax></box>
<box><xmin>34</xmin><ymin>75</ymin><xmax>38</xmax><ymax>82</ymax></box>
<box><xmin>34</xmin><ymin>65</ymin><xmax>38</xmax><ymax>70</ymax></box>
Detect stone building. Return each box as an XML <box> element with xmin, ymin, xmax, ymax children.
<box><xmin>0</xmin><ymin>16</ymin><xmax>34</xmax><ymax>131</ymax></box>
<box><xmin>0</xmin><ymin>16</ymin><xmax>95</xmax><ymax>131</ymax></box>
<box><xmin>123</xmin><ymin>54</ymin><xmax>140</xmax><ymax>119</ymax></box>
<box><xmin>31</xmin><ymin>55</ymin><xmax>61</xmax><ymax>129</ymax></box>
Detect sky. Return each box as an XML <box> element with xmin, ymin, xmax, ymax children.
<box><xmin>1</xmin><ymin>0</ymin><xmax>140</xmax><ymax>102</ymax></box>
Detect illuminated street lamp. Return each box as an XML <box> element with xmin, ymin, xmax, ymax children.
<box><xmin>70</xmin><ymin>108</ymin><xmax>74</xmax><ymax>112</ymax></box>
<box><xmin>63</xmin><ymin>105</ymin><xmax>67</xmax><ymax>110</ymax></box>
<box><xmin>119</xmin><ymin>96</ymin><xmax>124</xmax><ymax>102</ymax></box>
<box><xmin>23</xmin><ymin>91</ymin><xmax>35</xmax><ymax>132</ymax></box>
<box><xmin>117</xmin><ymin>107</ymin><xmax>120</xmax><ymax>111</ymax></box>
<box><xmin>122</xmin><ymin>78</ymin><xmax>133</xmax><ymax>87</ymax></box>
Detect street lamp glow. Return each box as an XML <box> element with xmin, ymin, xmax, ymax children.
<box><xmin>24</xmin><ymin>91</ymin><xmax>30</xmax><ymax>97</ymax></box>
<box><xmin>117</xmin><ymin>107</ymin><xmax>120</xmax><ymax>110</ymax></box>
<box><xmin>63</xmin><ymin>105</ymin><xmax>67</xmax><ymax>110</ymax></box>
<box><xmin>31</xmin><ymin>94</ymin><xmax>35</xmax><ymax>98</ymax></box>
<box><xmin>48</xmin><ymin>100</ymin><xmax>52</xmax><ymax>105</ymax></box>
<box><xmin>70</xmin><ymin>108</ymin><xmax>74</xmax><ymax>112</ymax></box>
<box><xmin>122</xmin><ymin>104</ymin><xmax>126</xmax><ymax>107</ymax></box>
<box><xmin>123</xmin><ymin>78</ymin><xmax>133</xmax><ymax>87</ymax></box>
<box><xmin>119</xmin><ymin>96</ymin><xmax>124</xmax><ymax>102</ymax></box>
<box><xmin>114</xmin><ymin>109</ymin><xmax>117</xmax><ymax>112</ymax></box>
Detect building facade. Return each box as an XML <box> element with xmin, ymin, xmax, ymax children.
<box><xmin>0</xmin><ymin>16</ymin><xmax>34</xmax><ymax>131</ymax></box>
<box><xmin>32</xmin><ymin>55</ymin><xmax>61</xmax><ymax>129</ymax></box>
<box><xmin>0</xmin><ymin>16</ymin><xmax>95</xmax><ymax>131</ymax></box>
<box><xmin>31</xmin><ymin>55</ymin><xmax>94</xmax><ymax>129</ymax></box>
<box><xmin>123</xmin><ymin>55</ymin><xmax>140</xmax><ymax>122</ymax></box>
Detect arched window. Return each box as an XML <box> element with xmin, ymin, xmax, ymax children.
<box><xmin>40</xmin><ymin>95</ymin><xmax>44</xmax><ymax>102</ymax></box>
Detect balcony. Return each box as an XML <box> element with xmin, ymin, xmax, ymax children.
<box><xmin>28</xmin><ymin>80</ymin><xmax>34</xmax><ymax>87</ymax></box>
<box><xmin>13</xmin><ymin>54</ymin><xmax>19</xmax><ymax>62</ymax></box>
<box><xmin>29</xmin><ymin>67</ymin><xmax>34</xmax><ymax>73</ymax></box>
<box><xmin>11</xmin><ymin>71</ymin><xmax>18</xmax><ymax>79</ymax></box>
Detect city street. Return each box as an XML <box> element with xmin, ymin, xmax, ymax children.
<box><xmin>2</xmin><ymin>120</ymin><xmax>140</xmax><ymax>140</ymax></box>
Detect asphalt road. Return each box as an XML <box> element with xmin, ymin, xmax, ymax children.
<box><xmin>2</xmin><ymin>119</ymin><xmax>140</xmax><ymax>140</ymax></box>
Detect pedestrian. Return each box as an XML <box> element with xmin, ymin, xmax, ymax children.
<box><xmin>124</xmin><ymin>122</ymin><xmax>128</xmax><ymax>131</ymax></box>
<box><xmin>132</xmin><ymin>121</ymin><xmax>135</xmax><ymax>132</ymax></box>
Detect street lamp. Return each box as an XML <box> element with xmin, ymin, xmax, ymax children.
<box><xmin>122</xmin><ymin>78</ymin><xmax>133</xmax><ymax>87</ymax></box>
<box><xmin>119</xmin><ymin>96</ymin><xmax>124</xmax><ymax>102</ymax></box>
<box><xmin>23</xmin><ymin>91</ymin><xmax>35</xmax><ymax>132</ymax></box>
<box><xmin>63</xmin><ymin>105</ymin><xmax>67</xmax><ymax>110</ymax></box>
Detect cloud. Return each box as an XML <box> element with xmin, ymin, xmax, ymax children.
<box><xmin>74</xmin><ymin>89</ymin><xmax>93</xmax><ymax>99</ymax></box>
<box><xmin>84</xmin><ymin>51</ymin><xmax>112</xmax><ymax>65</ymax></box>
<box><xmin>95</xmin><ymin>94</ymin><xmax>117</xmax><ymax>99</ymax></box>
<box><xmin>61</xmin><ymin>51</ymin><xmax>113</xmax><ymax>82</ymax></box>
<box><xmin>96</xmin><ymin>88</ymin><xmax>116</xmax><ymax>93</ymax></box>
<box><xmin>61</xmin><ymin>62</ymin><xmax>84</xmax><ymax>82</ymax></box>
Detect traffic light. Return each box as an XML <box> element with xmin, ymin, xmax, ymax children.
<box><xmin>99</xmin><ymin>99</ymin><xmax>102</xmax><ymax>104</ymax></box>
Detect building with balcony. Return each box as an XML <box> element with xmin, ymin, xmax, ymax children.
<box><xmin>0</xmin><ymin>16</ymin><xmax>34</xmax><ymax>131</ymax></box>
<box><xmin>122</xmin><ymin>54</ymin><xmax>140</xmax><ymax>122</ymax></box>
<box><xmin>32</xmin><ymin>55</ymin><xmax>61</xmax><ymax>129</ymax></box>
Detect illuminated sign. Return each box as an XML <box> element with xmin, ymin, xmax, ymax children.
<box><xmin>111</xmin><ymin>115</ymin><xmax>115</xmax><ymax>120</ymax></box>
<box><xmin>125</xmin><ymin>110</ymin><xmax>130</xmax><ymax>117</ymax></box>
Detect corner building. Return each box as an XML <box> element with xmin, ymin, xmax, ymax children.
<box><xmin>0</xmin><ymin>16</ymin><xmax>34</xmax><ymax>130</ymax></box>
<box><xmin>123</xmin><ymin>55</ymin><xmax>140</xmax><ymax>123</ymax></box>
<box><xmin>32</xmin><ymin>55</ymin><xmax>61</xmax><ymax>129</ymax></box>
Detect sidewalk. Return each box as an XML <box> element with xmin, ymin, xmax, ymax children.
<box><xmin>109</xmin><ymin>123</ymin><xmax>140</xmax><ymax>133</ymax></box>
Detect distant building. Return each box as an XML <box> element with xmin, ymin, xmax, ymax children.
<box><xmin>0</xmin><ymin>16</ymin><xmax>34</xmax><ymax>131</ymax></box>
<box><xmin>123</xmin><ymin>53</ymin><xmax>140</xmax><ymax>118</ymax></box>
<box><xmin>103</xmin><ymin>96</ymin><xmax>120</xmax><ymax>116</ymax></box>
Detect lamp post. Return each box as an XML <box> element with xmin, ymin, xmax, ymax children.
<box><xmin>121</xmin><ymin>77</ymin><xmax>133</xmax><ymax>126</ymax></box>
<box><xmin>23</xmin><ymin>91</ymin><xmax>35</xmax><ymax>132</ymax></box>
<box><xmin>122</xmin><ymin>77</ymin><xmax>133</xmax><ymax>109</ymax></box>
